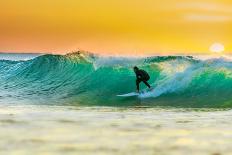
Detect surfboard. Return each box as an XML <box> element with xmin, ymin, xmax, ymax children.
<box><xmin>117</xmin><ymin>88</ymin><xmax>154</xmax><ymax>97</ymax></box>
<box><xmin>117</xmin><ymin>92</ymin><xmax>139</xmax><ymax>97</ymax></box>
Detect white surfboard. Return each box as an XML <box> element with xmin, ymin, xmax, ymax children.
<box><xmin>117</xmin><ymin>88</ymin><xmax>154</xmax><ymax>97</ymax></box>
<box><xmin>117</xmin><ymin>92</ymin><xmax>139</xmax><ymax>97</ymax></box>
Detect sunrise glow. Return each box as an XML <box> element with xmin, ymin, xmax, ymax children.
<box><xmin>0</xmin><ymin>0</ymin><xmax>232</xmax><ymax>55</ymax></box>
<box><xmin>210</xmin><ymin>43</ymin><xmax>225</xmax><ymax>53</ymax></box>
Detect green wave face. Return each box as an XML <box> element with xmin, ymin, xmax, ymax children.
<box><xmin>1</xmin><ymin>52</ymin><xmax>232</xmax><ymax>108</ymax></box>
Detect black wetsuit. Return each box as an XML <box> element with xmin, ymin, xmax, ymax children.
<box><xmin>135</xmin><ymin>69</ymin><xmax>151</xmax><ymax>91</ymax></box>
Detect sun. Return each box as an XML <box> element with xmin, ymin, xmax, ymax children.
<box><xmin>209</xmin><ymin>43</ymin><xmax>225</xmax><ymax>53</ymax></box>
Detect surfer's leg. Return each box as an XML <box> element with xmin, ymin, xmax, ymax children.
<box><xmin>136</xmin><ymin>79</ymin><xmax>141</xmax><ymax>92</ymax></box>
<box><xmin>143</xmin><ymin>80</ymin><xmax>151</xmax><ymax>88</ymax></box>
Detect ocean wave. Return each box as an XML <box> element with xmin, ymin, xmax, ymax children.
<box><xmin>1</xmin><ymin>51</ymin><xmax>232</xmax><ymax>107</ymax></box>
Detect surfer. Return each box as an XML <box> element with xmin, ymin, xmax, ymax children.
<box><xmin>133</xmin><ymin>66</ymin><xmax>151</xmax><ymax>93</ymax></box>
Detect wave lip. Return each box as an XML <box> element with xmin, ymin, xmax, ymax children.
<box><xmin>1</xmin><ymin>51</ymin><xmax>232</xmax><ymax>108</ymax></box>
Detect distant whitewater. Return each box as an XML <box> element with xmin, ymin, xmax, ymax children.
<box><xmin>1</xmin><ymin>51</ymin><xmax>232</xmax><ymax>108</ymax></box>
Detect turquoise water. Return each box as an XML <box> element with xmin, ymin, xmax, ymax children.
<box><xmin>1</xmin><ymin>52</ymin><xmax>232</xmax><ymax>154</ymax></box>
<box><xmin>1</xmin><ymin>52</ymin><xmax>232</xmax><ymax>107</ymax></box>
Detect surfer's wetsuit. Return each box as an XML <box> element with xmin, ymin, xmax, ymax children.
<box><xmin>134</xmin><ymin>68</ymin><xmax>151</xmax><ymax>92</ymax></box>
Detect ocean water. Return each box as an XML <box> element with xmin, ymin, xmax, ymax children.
<box><xmin>0</xmin><ymin>52</ymin><xmax>232</xmax><ymax>154</ymax></box>
<box><xmin>0</xmin><ymin>105</ymin><xmax>232</xmax><ymax>155</ymax></box>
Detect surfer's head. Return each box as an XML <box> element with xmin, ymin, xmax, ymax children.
<box><xmin>133</xmin><ymin>66</ymin><xmax>139</xmax><ymax>72</ymax></box>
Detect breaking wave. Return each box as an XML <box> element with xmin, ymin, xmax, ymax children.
<box><xmin>1</xmin><ymin>52</ymin><xmax>232</xmax><ymax>108</ymax></box>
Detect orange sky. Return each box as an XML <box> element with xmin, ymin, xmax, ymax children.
<box><xmin>0</xmin><ymin>0</ymin><xmax>232</xmax><ymax>55</ymax></box>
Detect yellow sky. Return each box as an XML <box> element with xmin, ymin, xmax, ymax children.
<box><xmin>0</xmin><ymin>0</ymin><xmax>232</xmax><ymax>55</ymax></box>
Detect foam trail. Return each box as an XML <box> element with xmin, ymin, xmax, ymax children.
<box><xmin>140</xmin><ymin>62</ymin><xmax>204</xmax><ymax>98</ymax></box>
